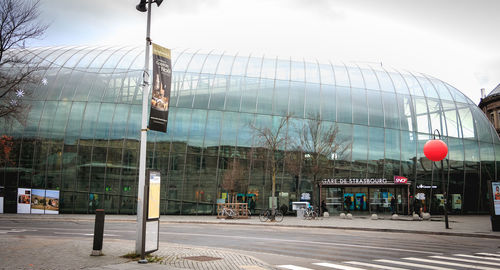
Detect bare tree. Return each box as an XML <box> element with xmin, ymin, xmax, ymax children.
<box><xmin>0</xmin><ymin>0</ymin><xmax>48</xmax><ymax>123</ymax></box>
<box><xmin>250</xmin><ymin>114</ymin><xmax>291</xmax><ymax>213</ymax></box>
<box><xmin>221</xmin><ymin>159</ymin><xmax>247</xmax><ymax>203</ymax></box>
<box><xmin>293</xmin><ymin>113</ymin><xmax>350</xmax><ymax>208</ymax></box>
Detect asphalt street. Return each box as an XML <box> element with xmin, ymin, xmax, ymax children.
<box><xmin>2</xmin><ymin>218</ymin><xmax>500</xmax><ymax>269</ymax></box>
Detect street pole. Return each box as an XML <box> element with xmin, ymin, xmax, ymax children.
<box><xmin>136</xmin><ymin>0</ymin><xmax>152</xmax><ymax>254</ymax></box>
<box><xmin>433</xmin><ymin>129</ymin><xmax>449</xmax><ymax>229</ymax></box>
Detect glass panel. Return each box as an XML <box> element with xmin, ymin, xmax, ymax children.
<box><xmin>275</xmin><ymin>59</ymin><xmax>290</xmax><ymax>81</ymax></box>
<box><xmin>442</xmin><ymin>101</ymin><xmax>459</xmax><ymax>138</ymax></box>
<box><xmin>471</xmin><ymin>106</ymin><xmax>493</xmax><ymax>143</ymax></box>
<box><xmin>367</xmin><ymin>127</ymin><xmax>385</xmax><ymax>177</ymax></box>
<box><xmin>186</xmin><ymin>52</ymin><xmax>207</xmax><ymax>74</ymax></box>
<box><xmin>274</xmin><ymin>80</ymin><xmax>290</xmax><ymax>116</ymax></box>
<box><xmin>367</xmin><ymin>90</ymin><xmax>384</xmax><ymax>128</ymax></box>
<box><xmin>240</xmin><ymin>77</ymin><xmax>259</xmax><ymax>113</ymax></box>
<box><xmin>95</xmin><ymin>103</ymin><xmax>115</xmax><ymax>140</ymax></box>
<box><xmin>427</xmin><ymin>98</ymin><xmax>444</xmax><ymax>135</ymax></box>
<box><xmin>400</xmin><ymin>130</ymin><xmax>416</xmax><ymax>178</ymax></box>
<box><xmin>373</xmin><ymin>69</ymin><xmax>395</xmax><ymax>93</ymax></box>
<box><xmin>230</xmin><ymin>55</ymin><xmax>249</xmax><ymax>77</ymax></box>
<box><xmin>187</xmin><ymin>109</ymin><xmax>207</xmax><ymax>153</ymax></box>
<box><xmin>457</xmin><ymin>104</ymin><xmax>475</xmax><ymax>139</ymax></box>
<box><xmin>336</xmin><ymin>86</ymin><xmax>351</xmax><ymax>124</ymax></box>
<box><xmin>289</xmin><ymin>81</ymin><xmax>305</xmax><ymax>118</ymax></box>
<box><xmin>192</xmin><ymin>73</ymin><xmax>210</xmax><ymax>109</ymax></box>
<box><xmin>208</xmin><ymin>75</ymin><xmax>227</xmax><ymax>110</ymax></box>
<box><xmin>444</xmin><ymin>83</ymin><xmax>468</xmax><ymax>103</ymax></box>
<box><xmin>305</xmin><ymin>83</ymin><xmax>321</xmax><ymax>117</ymax></box>
<box><xmin>388</xmin><ymin>69</ymin><xmax>410</xmax><ymax>95</ymax></box>
<box><xmin>347</xmin><ymin>66</ymin><xmax>364</xmax><ymax>89</ymax></box>
<box><xmin>332</xmin><ymin>64</ymin><xmax>349</xmax><ymax>87</ymax></box>
<box><xmin>320</xmin><ymin>85</ymin><xmax>336</xmax><ymax>122</ymax></box>
<box><xmin>216</xmin><ymin>55</ymin><xmax>235</xmax><ymax>75</ymax></box>
<box><xmin>385</xmin><ymin>128</ymin><xmax>400</xmax><ymax>179</ymax></box>
<box><xmin>246</xmin><ymin>56</ymin><xmax>263</xmax><ymax>78</ymax></box>
<box><xmin>352</xmin><ymin>125</ymin><xmax>368</xmax><ymax>171</ymax></box>
<box><xmin>398</xmin><ymin>93</ymin><xmax>415</xmax><ymax>132</ymax></box>
<box><xmin>318</xmin><ymin>63</ymin><xmax>335</xmax><ymax>85</ymax></box>
<box><xmin>414</xmin><ymin>74</ymin><xmax>439</xmax><ymax>99</ymax></box>
<box><xmin>225</xmin><ymin>75</ymin><xmax>242</xmax><ymax>112</ymax></box>
<box><xmin>414</xmin><ymin>96</ymin><xmax>430</xmax><ymax>134</ymax></box>
<box><xmin>352</xmin><ymin>88</ymin><xmax>368</xmax><ymax>125</ymax></box>
<box><xmin>382</xmin><ymin>92</ymin><xmax>399</xmax><ymax>129</ymax></box>
<box><xmin>305</xmin><ymin>62</ymin><xmax>320</xmax><ymax>84</ymax></box>
<box><xmin>203</xmin><ymin>110</ymin><xmax>222</xmax><ymax>154</ymax></box>
<box><xmin>291</xmin><ymin>60</ymin><xmax>305</xmax><ymax>82</ymax></box>
<box><xmin>201</xmin><ymin>53</ymin><xmax>222</xmax><ymax>75</ymax></box>
<box><xmin>360</xmin><ymin>66</ymin><xmax>379</xmax><ymax>91</ymax></box>
<box><xmin>260</xmin><ymin>58</ymin><xmax>276</xmax><ymax>80</ymax></box>
<box><xmin>257</xmin><ymin>79</ymin><xmax>273</xmax><ymax>114</ymax></box>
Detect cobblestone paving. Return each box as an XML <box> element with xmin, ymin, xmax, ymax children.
<box><xmin>0</xmin><ymin>234</ymin><xmax>275</xmax><ymax>270</ymax></box>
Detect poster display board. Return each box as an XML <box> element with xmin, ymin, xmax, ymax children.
<box><xmin>45</xmin><ymin>190</ymin><xmax>60</xmax><ymax>214</ymax></box>
<box><xmin>148</xmin><ymin>171</ymin><xmax>161</xmax><ymax>219</ymax></box>
<box><xmin>493</xmin><ymin>182</ymin><xmax>500</xmax><ymax>216</ymax></box>
<box><xmin>31</xmin><ymin>189</ymin><xmax>46</xmax><ymax>214</ymax></box>
<box><xmin>17</xmin><ymin>188</ymin><xmax>59</xmax><ymax>214</ymax></box>
<box><xmin>17</xmin><ymin>188</ymin><xmax>31</xmax><ymax>214</ymax></box>
<box><xmin>0</xmin><ymin>186</ymin><xmax>4</xmax><ymax>214</ymax></box>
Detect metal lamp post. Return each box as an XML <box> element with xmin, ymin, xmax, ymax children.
<box><xmin>424</xmin><ymin>129</ymin><xmax>450</xmax><ymax>229</ymax></box>
<box><xmin>135</xmin><ymin>0</ymin><xmax>163</xmax><ymax>255</ymax></box>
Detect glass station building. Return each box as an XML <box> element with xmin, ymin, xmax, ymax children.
<box><xmin>1</xmin><ymin>46</ymin><xmax>499</xmax><ymax>215</ymax></box>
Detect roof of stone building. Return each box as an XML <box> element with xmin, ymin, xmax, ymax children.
<box><xmin>486</xmin><ymin>84</ymin><xmax>500</xmax><ymax>98</ymax></box>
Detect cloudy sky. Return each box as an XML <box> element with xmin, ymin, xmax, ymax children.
<box><xmin>29</xmin><ymin>0</ymin><xmax>500</xmax><ymax>104</ymax></box>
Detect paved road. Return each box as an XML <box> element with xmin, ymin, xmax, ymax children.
<box><xmin>1</xmin><ymin>219</ymin><xmax>499</xmax><ymax>269</ymax></box>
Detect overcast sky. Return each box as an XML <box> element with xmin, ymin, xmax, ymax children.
<box><xmin>29</xmin><ymin>0</ymin><xmax>500</xmax><ymax>104</ymax></box>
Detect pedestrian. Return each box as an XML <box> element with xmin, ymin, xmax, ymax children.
<box><xmin>321</xmin><ymin>200</ymin><xmax>327</xmax><ymax>216</ymax></box>
<box><xmin>390</xmin><ymin>196</ymin><xmax>396</xmax><ymax>215</ymax></box>
<box><xmin>344</xmin><ymin>196</ymin><xmax>352</xmax><ymax>213</ymax></box>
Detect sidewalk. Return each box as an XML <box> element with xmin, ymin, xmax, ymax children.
<box><xmin>1</xmin><ymin>213</ymin><xmax>499</xmax><ymax>270</ymax></box>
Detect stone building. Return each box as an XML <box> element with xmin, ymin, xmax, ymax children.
<box><xmin>479</xmin><ymin>84</ymin><xmax>500</xmax><ymax>137</ymax></box>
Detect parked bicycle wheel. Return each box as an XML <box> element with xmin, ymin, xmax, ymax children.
<box><xmin>274</xmin><ymin>210</ymin><xmax>284</xmax><ymax>222</ymax></box>
<box><xmin>259</xmin><ymin>209</ymin><xmax>269</xmax><ymax>222</ymax></box>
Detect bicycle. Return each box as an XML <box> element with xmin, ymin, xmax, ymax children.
<box><xmin>218</xmin><ymin>207</ymin><xmax>238</xmax><ymax>219</ymax></box>
<box><xmin>259</xmin><ymin>208</ymin><xmax>283</xmax><ymax>222</ymax></box>
<box><xmin>303</xmin><ymin>207</ymin><xmax>320</xmax><ymax>220</ymax></box>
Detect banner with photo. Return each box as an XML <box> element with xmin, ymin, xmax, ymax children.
<box><xmin>45</xmin><ymin>190</ymin><xmax>60</xmax><ymax>214</ymax></box>
<box><xmin>493</xmin><ymin>182</ymin><xmax>500</xmax><ymax>215</ymax></box>
<box><xmin>17</xmin><ymin>188</ymin><xmax>31</xmax><ymax>214</ymax></box>
<box><xmin>148</xmin><ymin>43</ymin><xmax>172</xmax><ymax>133</ymax></box>
<box><xmin>31</xmin><ymin>189</ymin><xmax>46</xmax><ymax>214</ymax></box>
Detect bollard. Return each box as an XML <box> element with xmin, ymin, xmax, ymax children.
<box><xmin>91</xmin><ymin>209</ymin><xmax>105</xmax><ymax>256</ymax></box>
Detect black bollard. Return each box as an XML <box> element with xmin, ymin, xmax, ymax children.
<box><xmin>91</xmin><ymin>209</ymin><xmax>105</xmax><ymax>256</ymax></box>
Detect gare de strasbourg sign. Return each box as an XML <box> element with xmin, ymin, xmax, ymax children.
<box><xmin>321</xmin><ymin>176</ymin><xmax>409</xmax><ymax>185</ymax></box>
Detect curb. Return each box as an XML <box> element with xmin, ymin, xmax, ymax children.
<box><xmin>2</xmin><ymin>215</ymin><xmax>499</xmax><ymax>240</ymax></box>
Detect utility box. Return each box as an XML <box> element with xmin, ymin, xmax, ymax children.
<box><xmin>292</xmin><ymin>201</ymin><xmax>310</xmax><ymax>219</ymax></box>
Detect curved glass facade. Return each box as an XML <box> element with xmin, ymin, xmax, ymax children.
<box><xmin>1</xmin><ymin>46</ymin><xmax>499</xmax><ymax>214</ymax></box>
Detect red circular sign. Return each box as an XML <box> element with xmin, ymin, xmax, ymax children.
<box><xmin>423</xmin><ymin>139</ymin><xmax>448</xmax><ymax>161</ymax></box>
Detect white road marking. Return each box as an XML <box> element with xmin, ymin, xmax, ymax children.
<box><xmin>278</xmin><ymin>265</ymin><xmax>314</xmax><ymax>270</ymax></box>
<box><xmin>430</xmin><ymin>256</ymin><xmax>499</xmax><ymax>266</ymax></box>
<box><xmin>375</xmin><ymin>259</ymin><xmax>454</xmax><ymax>270</ymax></box>
<box><xmin>313</xmin><ymin>262</ymin><xmax>366</xmax><ymax>270</ymax></box>
<box><xmin>404</xmin><ymin>257</ymin><xmax>498</xmax><ymax>270</ymax></box>
<box><xmin>160</xmin><ymin>232</ymin><xmax>440</xmax><ymax>255</ymax></box>
<box><xmin>345</xmin><ymin>261</ymin><xmax>410</xmax><ymax>270</ymax></box>
<box><xmin>53</xmin><ymin>232</ymin><xmax>119</xmax><ymax>237</ymax></box>
<box><xmin>455</xmin><ymin>254</ymin><xmax>500</xmax><ymax>261</ymax></box>
<box><xmin>477</xmin><ymin>253</ymin><xmax>500</xmax><ymax>257</ymax></box>
<box><xmin>0</xmin><ymin>229</ymin><xmax>37</xmax><ymax>234</ymax></box>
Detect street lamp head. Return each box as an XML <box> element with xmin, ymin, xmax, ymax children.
<box><xmin>136</xmin><ymin>0</ymin><xmax>147</xmax><ymax>12</ymax></box>
<box><xmin>155</xmin><ymin>0</ymin><xmax>163</xmax><ymax>7</ymax></box>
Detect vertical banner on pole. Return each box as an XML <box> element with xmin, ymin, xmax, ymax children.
<box><xmin>148</xmin><ymin>43</ymin><xmax>171</xmax><ymax>133</ymax></box>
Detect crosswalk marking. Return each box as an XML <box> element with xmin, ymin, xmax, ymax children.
<box><xmin>344</xmin><ymin>261</ymin><xmax>409</xmax><ymax>270</ymax></box>
<box><xmin>430</xmin><ymin>256</ymin><xmax>500</xmax><ymax>266</ymax></box>
<box><xmin>455</xmin><ymin>254</ymin><xmax>500</xmax><ymax>262</ymax></box>
<box><xmin>477</xmin><ymin>253</ymin><xmax>500</xmax><ymax>257</ymax></box>
<box><xmin>375</xmin><ymin>259</ymin><xmax>454</xmax><ymax>270</ymax></box>
<box><xmin>313</xmin><ymin>263</ymin><xmax>366</xmax><ymax>270</ymax></box>
<box><xmin>278</xmin><ymin>265</ymin><xmax>314</xmax><ymax>270</ymax></box>
<box><xmin>404</xmin><ymin>257</ymin><xmax>498</xmax><ymax>270</ymax></box>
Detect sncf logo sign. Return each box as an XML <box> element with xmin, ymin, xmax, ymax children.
<box><xmin>394</xmin><ymin>176</ymin><xmax>408</xmax><ymax>184</ymax></box>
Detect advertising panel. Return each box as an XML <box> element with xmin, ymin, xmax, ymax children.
<box><xmin>17</xmin><ymin>188</ymin><xmax>31</xmax><ymax>214</ymax></box>
<box><xmin>394</xmin><ymin>176</ymin><xmax>408</xmax><ymax>184</ymax></box>
<box><xmin>45</xmin><ymin>190</ymin><xmax>60</xmax><ymax>214</ymax></box>
<box><xmin>148</xmin><ymin>171</ymin><xmax>161</xmax><ymax>220</ymax></box>
<box><xmin>148</xmin><ymin>43</ymin><xmax>172</xmax><ymax>133</ymax></box>
<box><xmin>493</xmin><ymin>182</ymin><xmax>500</xmax><ymax>215</ymax></box>
<box><xmin>31</xmin><ymin>189</ymin><xmax>45</xmax><ymax>214</ymax></box>
<box><xmin>0</xmin><ymin>186</ymin><xmax>4</xmax><ymax>214</ymax></box>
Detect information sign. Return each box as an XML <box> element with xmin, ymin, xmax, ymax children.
<box><xmin>148</xmin><ymin>172</ymin><xmax>161</xmax><ymax>219</ymax></box>
<box><xmin>493</xmin><ymin>182</ymin><xmax>500</xmax><ymax>215</ymax></box>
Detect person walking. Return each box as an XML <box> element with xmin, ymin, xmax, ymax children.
<box><xmin>321</xmin><ymin>200</ymin><xmax>327</xmax><ymax>216</ymax></box>
<box><xmin>344</xmin><ymin>196</ymin><xmax>352</xmax><ymax>213</ymax></box>
<box><xmin>390</xmin><ymin>196</ymin><xmax>397</xmax><ymax>215</ymax></box>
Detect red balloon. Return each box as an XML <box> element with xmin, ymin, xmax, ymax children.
<box><xmin>423</xmin><ymin>139</ymin><xmax>448</xmax><ymax>161</ymax></box>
